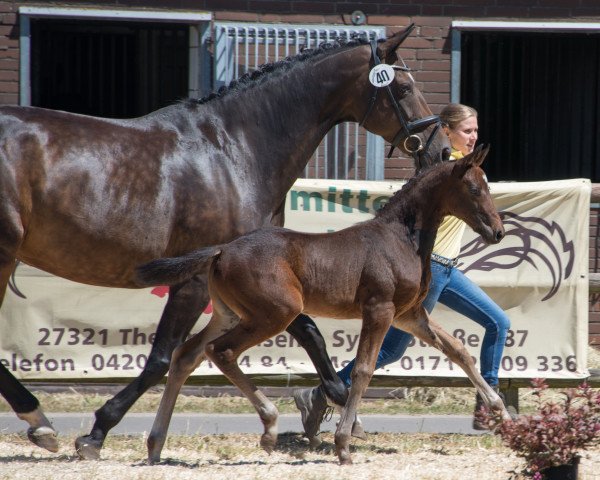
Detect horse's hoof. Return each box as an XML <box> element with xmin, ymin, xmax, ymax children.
<box><xmin>148</xmin><ymin>454</ymin><xmax>161</xmax><ymax>465</ymax></box>
<box><xmin>260</xmin><ymin>433</ymin><xmax>277</xmax><ymax>453</ymax></box>
<box><xmin>27</xmin><ymin>426</ymin><xmax>59</xmax><ymax>453</ymax></box>
<box><xmin>74</xmin><ymin>435</ymin><xmax>102</xmax><ymax>460</ymax></box>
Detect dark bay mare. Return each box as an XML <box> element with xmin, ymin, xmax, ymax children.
<box><xmin>136</xmin><ymin>145</ymin><xmax>510</xmax><ymax>465</ymax></box>
<box><xmin>0</xmin><ymin>25</ymin><xmax>450</xmax><ymax>458</ymax></box>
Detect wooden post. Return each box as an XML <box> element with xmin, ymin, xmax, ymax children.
<box><xmin>501</xmin><ymin>386</ymin><xmax>520</xmax><ymax>414</ymax></box>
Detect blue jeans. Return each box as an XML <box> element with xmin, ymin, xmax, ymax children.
<box><xmin>337</xmin><ymin>260</ymin><xmax>510</xmax><ymax>387</ymax></box>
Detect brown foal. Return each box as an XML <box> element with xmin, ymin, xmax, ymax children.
<box><xmin>136</xmin><ymin>144</ymin><xmax>510</xmax><ymax>465</ymax></box>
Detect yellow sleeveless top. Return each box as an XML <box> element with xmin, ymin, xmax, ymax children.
<box><xmin>432</xmin><ymin>150</ymin><xmax>466</xmax><ymax>259</ymax></box>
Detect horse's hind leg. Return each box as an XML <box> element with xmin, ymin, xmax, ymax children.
<box><xmin>1</xmin><ymin>362</ymin><xmax>58</xmax><ymax>452</ymax></box>
<box><xmin>399</xmin><ymin>310</ymin><xmax>510</xmax><ymax>420</ymax></box>
<box><xmin>0</xmin><ymin>260</ymin><xmax>58</xmax><ymax>452</ymax></box>
<box><xmin>75</xmin><ymin>276</ymin><xmax>209</xmax><ymax>460</ymax></box>
<box><xmin>285</xmin><ymin>314</ymin><xmax>348</xmax><ymax>407</ymax></box>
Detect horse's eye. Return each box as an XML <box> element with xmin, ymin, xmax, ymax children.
<box><xmin>395</xmin><ymin>82</ymin><xmax>412</xmax><ymax>96</ymax></box>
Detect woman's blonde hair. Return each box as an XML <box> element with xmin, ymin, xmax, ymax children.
<box><xmin>440</xmin><ymin>103</ymin><xmax>478</xmax><ymax>130</ymax></box>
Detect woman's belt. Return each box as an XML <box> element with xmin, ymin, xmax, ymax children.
<box><xmin>431</xmin><ymin>253</ymin><xmax>458</xmax><ymax>267</ymax></box>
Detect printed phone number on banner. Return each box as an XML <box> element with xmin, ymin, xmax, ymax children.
<box><xmin>86</xmin><ymin>354</ymin><xmax>291</xmax><ymax>372</ymax></box>
<box><xmin>388</xmin><ymin>354</ymin><xmax>578</xmax><ymax>373</ymax></box>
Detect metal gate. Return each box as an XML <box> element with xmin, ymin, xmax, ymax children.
<box><xmin>213</xmin><ymin>22</ymin><xmax>386</xmax><ymax>180</ymax></box>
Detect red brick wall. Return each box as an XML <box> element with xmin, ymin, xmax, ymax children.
<box><xmin>0</xmin><ymin>2</ymin><xmax>18</xmax><ymax>105</ymax></box>
<box><xmin>3</xmin><ymin>0</ymin><xmax>600</xmax><ymax>347</ymax></box>
<box><xmin>37</xmin><ymin>1</ymin><xmax>600</xmax><ymax>18</ymax></box>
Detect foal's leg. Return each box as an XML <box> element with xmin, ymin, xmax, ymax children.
<box><xmin>0</xmin><ymin>260</ymin><xmax>58</xmax><ymax>452</ymax></box>
<box><xmin>285</xmin><ymin>314</ymin><xmax>348</xmax><ymax>407</ymax></box>
<box><xmin>399</xmin><ymin>309</ymin><xmax>509</xmax><ymax>420</ymax></box>
<box><xmin>335</xmin><ymin>301</ymin><xmax>394</xmax><ymax>465</ymax></box>
<box><xmin>273</xmin><ymin>203</ymin><xmax>348</xmax><ymax>408</ymax></box>
<box><xmin>147</xmin><ymin>306</ymin><xmax>240</xmax><ymax>464</ymax></box>
<box><xmin>205</xmin><ymin>313</ymin><xmax>296</xmax><ymax>454</ymax></box>
<box><xmin>75</xmin><ymin>276</ymin><xmax>210</xmax><ymax>460</ymax></box>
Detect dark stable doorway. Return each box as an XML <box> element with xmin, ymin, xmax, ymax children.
<box><xmin>461</xmin><ymin>31</ymin><xmax>600</xmax><ymax>182</ymax></box>
<box><xmin>30</xmin><ymin>19</ymin><xmax>189</xmax><ymax>118</ymax></box>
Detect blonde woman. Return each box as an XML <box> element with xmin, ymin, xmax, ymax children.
<box><xmin>294</xmin><ymin>103</ymin><xmax>511</xmax><ymax>443</ymax></box>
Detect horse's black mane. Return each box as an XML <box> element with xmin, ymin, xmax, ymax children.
<box><xmin>184</xmin><ymin>35</ymin><xmax>373</xmax><ymax>108</ymax></box>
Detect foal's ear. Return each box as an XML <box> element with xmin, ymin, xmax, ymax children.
<box><xmin>452</xmin><ymin>144</ymin><xmax>490</xmax><ymax>178</ymax></box>
<box><xmin>379</xmin><ymin>24</ymin><xmax>415</xmax><ymax>64</ymax></box>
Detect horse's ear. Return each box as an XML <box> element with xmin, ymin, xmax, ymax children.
<box><xmin>452</xmin><ymin>144</ymin><xmax>490</xmax><ymax>178</ymax></box>
<box><xmin>378</xmin><ymin>24</ymin><xmax>415</xmax><ymax>64</ymax></box>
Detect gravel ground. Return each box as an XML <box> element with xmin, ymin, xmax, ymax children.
<box><xmin>0</xmin><ymin>431</ymin><xmax>599</xmax><ymax>480</ymax></box>
<box><xmin>1</xmin><ymin>348</ymin><xmax>598</xmax><ymax>478</ymax></box>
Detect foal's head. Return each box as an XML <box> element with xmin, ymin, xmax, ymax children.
<box><xmin>442</xmin><ymin>145</ymin><xmax>504</xmax><ymax>244</ymax></box>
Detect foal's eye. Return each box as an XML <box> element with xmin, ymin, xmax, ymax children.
<box><xmin>469</xmin><ymin>185</ymin><xmax>481</xmax><ymax>196</ymax></box>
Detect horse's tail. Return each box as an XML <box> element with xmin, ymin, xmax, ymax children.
<box><xmin>135</xmin><ymin>246</ymin><xmax>222</xmax><ymax>286</ymax></box>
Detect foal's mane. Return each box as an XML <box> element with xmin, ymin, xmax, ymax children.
<box><xmin>375</xmin><ymin>162</ymin><xmax>449</xmax><ymax>218</ymax></box>
<box><xmin>185</xmin><ymin>36</ymin><xmax>372</xmax><ymax>108</ymax></box>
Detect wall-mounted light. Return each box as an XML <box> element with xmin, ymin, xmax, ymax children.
<box><xmin>351</xmin><ymin>10</ymin><xmax>366</xmax><ymax>26</ymax></box>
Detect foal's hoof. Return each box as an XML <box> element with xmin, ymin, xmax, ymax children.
<box><xmin>351</xmin><ymin>420</ymin><xmax>367</xmax><ymax>441</ymax></box>
<box><xmin>74</xmin><ymin>435</ymin><xmax>102</xmax><ymax>460</ymax></box>
<box><xmin>260</xmin><ymin>432</ymin><xmax>277</xmax><ymax>454</ymax></box>
<box><xmin>28</xmin><ymin>426</ymin><xmax>59</xmax><ymax>453</ymax></box>
<box><xmin>147</xmin><ymin>434</ymin><xmax>164</xmax><ymax>465</ymax></box>
<box><xmin>337</xmin><ymin>449</ymin><xmax>353</xmax><ymax>465</ymax></box>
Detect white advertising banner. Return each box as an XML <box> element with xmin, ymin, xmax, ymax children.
<box><xmin>0</xmin><ymin>178</ymin><xmax>591</xmax><ymax>381</ymax></box>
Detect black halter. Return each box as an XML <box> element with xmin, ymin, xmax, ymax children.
<box><xmin>360</xmin><ymin>40</ymin><xmax>442</xmax><ymax>170</ymax></box>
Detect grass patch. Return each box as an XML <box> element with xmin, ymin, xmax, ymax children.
<box><xmin>1</xmin><ymin>384</ymin><xmax>595</xmax><ymax>416</ymax></box>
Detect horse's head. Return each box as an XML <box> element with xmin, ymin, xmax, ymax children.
<box><xmin>357</xmin><ymin>25</ymin><xmax>451</xmax><ymax>172</ymax></box>
<box><xmin>446</xmin><ymin>145</ymin><xmax>504</xmax><ymax>244</ymax></box>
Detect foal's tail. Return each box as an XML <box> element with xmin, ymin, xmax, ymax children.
<box><xmin>135</xmin><ymin>246</ymin><xmax>222</xmax><ymax>286</ymax></box>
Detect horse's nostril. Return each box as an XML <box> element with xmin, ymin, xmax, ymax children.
<box><xmin>496</xmin><ymin>230</ymin><xmax>505</xmax><ymax>242</ymax></box>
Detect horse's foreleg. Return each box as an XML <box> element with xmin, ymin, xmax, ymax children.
<box><xmin>335</xmin><ymin>302</ymin><xmax>394</xmax><ymax>465</ymax></box>
<box><xmin>399</xmin><ymin>310</ymin><xmax>509</xmax><ymax>420</ymax></box>
<box><xmin>286</xmin><ymin>314</ymin><xmax>348</xmax><ymax>407</ymax></box>
<box><xmin>75</xmin><ymin>276</ymin><xmax>209</xmax><ymax>460</ymax></box>
<box><xmin>0</xmin><ymin>260</ymin><xmax>58</xmax><ymax>453</ymax></box>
